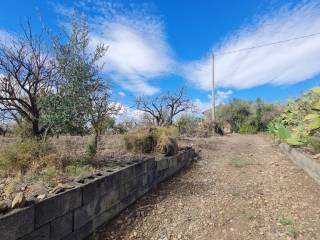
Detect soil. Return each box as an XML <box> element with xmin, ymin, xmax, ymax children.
<box><xmin>93</xmin><ymin>134</ymin><xmax>320</xmax><ymax>240</ymax></box>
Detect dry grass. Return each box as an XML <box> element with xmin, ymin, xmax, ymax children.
<box><xmin>0</xmin><ymin>134</ymin><xmax>127</xmax><ymax>184</ymax></box>
<box><xmin>124</xmin><ymin>126</ymin><xmax>179</xmax><ymax>155</ymax></box>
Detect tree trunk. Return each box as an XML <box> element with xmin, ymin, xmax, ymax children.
<box><xmin>32</xmin><ymin>119</ymin><xmax>43</xmax><ymax>137</ymax></box>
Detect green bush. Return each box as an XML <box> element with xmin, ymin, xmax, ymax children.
<box><xmin>176</xmin><ymin>115</ymin><xmax>200</xmax><ymax>136</ymax></box>
<box><xmin>269</xmin><ymin>86</ymin><xmax>320</xmax><ymax>147</ymax></box>
<box><xmin>215</xmin><ymin>98</ymin><xmax>280</xmax><ymax>133</ymax></box>
<box><xmin>239</xmin><ymin>124</ymin><xmax>258</xmax><ymax>134</ymax></box>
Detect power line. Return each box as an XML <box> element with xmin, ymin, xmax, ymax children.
<box><xmin>216</xmin><ymin>31</ymin><xmax>320</xmax><ymax>56</ymax></box>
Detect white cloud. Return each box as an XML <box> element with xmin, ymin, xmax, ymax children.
<box><xmin>183</xmin><ymin>1</ymin><xmax>320</xmax><ymax>90</ymax></box>
<box><xmin>193</xmin><ymin>98</ymin><xmax>212</xmax><ymax>113</ymax></box>
<box><xmin>195</xmin><ymin>89</ymin><xmax>233</xmax><ymax>113</ymax></box>
<box><xmin>118</xmin><ymin>91</ymin><xmax>126</xmax><ymax>97</ymax></box>
<box><xmin>115</xmin><ymin>105</ymin><xmax>145</xmax><ymax>123</ymax></box>
<box><xmin>208</xmin><ymin>90</ymin><xmax>233</xmax><ymax>106</ymax></box>
<box><xmin>0</xmin><ymin>29</ymin><xmax>14</xmax><ymax>45</ymax></box>
<box><xmin>74</xmin><ymin>1</ymin><xmax>175</xmax><ymax>96</ymax></box>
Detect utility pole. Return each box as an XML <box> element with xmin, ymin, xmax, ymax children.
<box><xmin>211</xmin><ymin>53</ymin><xmax>215</xmax><ymax>127</ymax></box>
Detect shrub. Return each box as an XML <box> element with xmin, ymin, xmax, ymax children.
<box><xmin>124</xmin><ymin>126</ymin><xmax>179</xmax><ymax>155</ymax></box>
<box><xmin>124</xmin><ymin>128</ymin><xmax>157</xmax><ymax>153</ymax></box>
<box><xmin>156</xmin><ymin>134</ymin><xmax>178</xmax><ymax>156</ymax></box>
<box><xmin>12</xmin><ymin>121</ymin><xmax>33</xmax><ymax>138</ymax></box>
<box><xmin>269</xmin><ymin>87</ymin><xmax>320</xmax><ymax>147</ymax></box>
<box><xmin>239</xmin><ymin>124</ymin><xmax>258</xmax><ymax>134</ymax></box>
<box><xmin>176</xmin><ymin>115</ymin><xmax>200</xmax><ymax>136</ymax></box>
<box><xmin>308</xmin><ymin>136</ymin><xmax>320</xmax><ymax>153</ymax></box>
<box><xmin>0</xmin><ymin>139</ymin><xmax>48</xmax><ymax>175</ymax></box>
<box><xmin>86</xmin><ymin>135</ymin><xmax>98</xmax><ymax>157</ymax></box>
<box><xmin>113</xmin><ymin>124</ymin><xmax>128</xmax><ymax>134</ymax></box>
<box><xmin>214</xmin><ymin>98</ymin><xmax>280</xmax><ymax>133</ymax></box>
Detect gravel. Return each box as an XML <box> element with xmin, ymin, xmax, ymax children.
<box><xmin>93</xmin><ymin>134</ymin><xmax>320</xmax><ymax>240</ymax></box>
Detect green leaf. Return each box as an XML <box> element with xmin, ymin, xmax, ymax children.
<box><xmin>305</xmin><ymin>114</ymin><xmax>320</xmax><ymax>120</ymax></box>
<box><xmin>308</xmin><ymin>121</ymin><xmax>320</xmax><ymax>130</ymax></box>
<box><xmin>278</xmin><ymin>126</ymin><xmax>291</xmax><ymax>140</ymax></box>
<box><xmin>312</xmin><ymin>101</ymin><xmax>320</xmax><ymax>111</ymax></box>
<box><xmin>286</xmin><ymin>138</ymin><xmax>303</xmax><ymax>146</ymax></box>
<box><xmin>312</xmin><ymin>87</ymin><xmax>320</xmax><ymax>94</ymax></box>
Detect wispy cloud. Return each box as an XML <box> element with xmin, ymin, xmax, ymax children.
<box><xmin>0</xmin><ymin>29</ymin><xmax>14</xmax><ymax>45</ymax></box>
<box><xmin>69</xmin><ymin>0</ymin><xmax>176</xmax><ymax>95</ymax></box>
<box><xmin>118</xmin><ymin>91</ymin><xmax>126</xmax><ymax>97</ymax></box>
<box><xmin>183</xmin><ymin>1</ymin><xmax>320</xmax><ymax>91</ymax></box>
<box><xmin>194</xmin><ymin>89</ymin><xmax>233</xmax><ymax>112</ymax></box>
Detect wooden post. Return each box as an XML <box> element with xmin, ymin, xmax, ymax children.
<box><xmin>212</xmin><ymin>53</ymin><xmax>215</xmax><ymax>132</ymax></box>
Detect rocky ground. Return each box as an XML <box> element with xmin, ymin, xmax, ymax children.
<box><xmin>93</xmin><ymin>134</ymin><xmax>320</xmax><ymax>240</ymax></box>
<box><xmin>0</xmin><ymin>135</ymin><xmax>148</xmax><ymax>215</ymax></box>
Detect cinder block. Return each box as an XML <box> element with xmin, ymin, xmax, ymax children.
<box><xmin>82</xmin><ymin>174</ymin><xmax>115</xmax><ymax>205</ymax></box>
<box><xmin>91</xmin><ymin>203</ymin><xmax>122</xmax><ymax>229</ymax></box>
<box><xmin>50</xmin><ymin>212</ymin><xmax>73</xmax><ymax>240</ymax></box>
<box><xmin>18</xmin><ymin>224</ymin><xmax>50</xmax><ymax>240</ymax></box>
<box><xmin>156</xmin><ymin>158</ymin><xmax>169</xmax><ymax>171</ymax></box>
<box><xmin>61</xmin><ymin>221</ymin><xmax>93</xmax><ymax>240</ymax></box>
<box><xmin>35</xmin><ymin>188</ymin><xmax>82</xmax><ymax>228</ymax></box>
<box><xmin>0</xmin><ymin>205</ymin><xmax>34</xmax><ymax>240</ymax></box>
<box><xmin>74</xmin><ymin>187</ymin><xmax>119</xmax><ymax>230</ymax></box>
<box><xmin>131</xmin><ymin>159</ymin><xmax>149</xmax><ymax>178</ymax></box>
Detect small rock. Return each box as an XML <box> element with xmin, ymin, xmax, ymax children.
<box><xmin>37</xmin><ymin>194</ymin><xmax>46</xmax><ymax>201</ymax></box>
<box><xmin>12</xmin><ymin>192</ymin><xmax>26</xmax><ymax>209</ymax></box>
<box><xmin>51</xmin><ymin>183</ymin><xmax>75</xmax><ymax>194</ymax></box>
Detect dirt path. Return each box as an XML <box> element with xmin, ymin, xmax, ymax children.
<box><xmin>94</xmin><ymin>135</ymin><xmax>320</xmax><ymax>240</ymax></box>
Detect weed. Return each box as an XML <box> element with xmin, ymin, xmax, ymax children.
<box><xmin>279</xmin><ymin>217</ymin><xmax>294</xmax><ymax>226</ymax></box>
<box><xmin>288</xmin><ymin>225</ymin><xmax>298</xmax><ymax>239</ymax></box>
<box><xmin>40</xmin><ymin>165</ymin><xmax>59</xmax><ymax>185</ymax></box>
<box><xmin>230</xmin><ymin>159</ymin><xmax>247</xmax><ymax>168</ymax></box>
<box><xmin>279</xmin><ymin>216</ymin><xmax>298</xmax><ymax>239</ymax></box>
<box><xmin>65</xmin><ymin>164</ymin><xmax>95</xmax><ymax>179</ymax></box>
<box><xmin>239</xmin><ymin>124</ymin><xmax>258</xmax><ymax>134</ymax></box>
<box><xmin>86</xmin><ymin>134</ymin><xmax>98</xmax><ymax>157</ymax></box>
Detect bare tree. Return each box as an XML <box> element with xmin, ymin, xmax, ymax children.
<box><xmin>136</xmin><ymin>88</ymin><xmax>194</xmax><ymax>126</ymax></box>
<box><xmin>136</xmin><ymin>96</ymin><xmax>166</xmax><ymax>126</ymax></box>
<box><xmin>0</xmin><ymin>22</ymin><xmax>54</xmax><ymax>137</ymax></box>
<box><xmin>164</xmin><ymin>88</ymin><xmax>194</xmax><ymax>125</ymax></box>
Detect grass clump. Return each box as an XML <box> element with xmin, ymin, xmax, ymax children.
<box><xmin>124</xmin><ymin>126</ymin><xmax>179</xmax><ymax>156</ymax></box>
<box><xmin>239</xmin><ymin>124</ymin><xmax>258</xmax><ymax>134</ymax></box>
<box><xmin>85</xmin><ymin>135</ymin><xmax>98</xmax><ymax>157</ymax></box>
<box><xmin>65</xmin><ymin>159</ymin><xmax>95</xmax><ymax>179</ymax></box>
<box><xmin>279</xmin><ymin>216</ymin><xmax>298</xmax><ymax>239</ymax></box>
<box><xmin>230</xmin><ymin>159</ymin><xmax>247</xmax><ymax>168</ymax></box>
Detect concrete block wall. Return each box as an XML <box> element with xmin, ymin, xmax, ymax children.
<box><xmin>279</xmin><ymin>143</ymin><xmax>320</xmax><ymax>184</ymax></box>
<box><xmin>0</xmin><ymin>148</ymin><xmax>195</xmax><ymax>240</ymax></box>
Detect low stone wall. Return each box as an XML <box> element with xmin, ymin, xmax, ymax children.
<box><xmin>0</xmin><ymin>148</ymin><xmax>195</xmax><ymax>240</ymax></box>
<box><xmin>279</xmin><ymin>143</ymin><xmax>320</xmax><ymax>184</ymax></box>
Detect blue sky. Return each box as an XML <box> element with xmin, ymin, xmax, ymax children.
<box><xmin>1</xmin><ymin>0</ymin><xmax>320</xmax><ymax>115</ymax></box>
